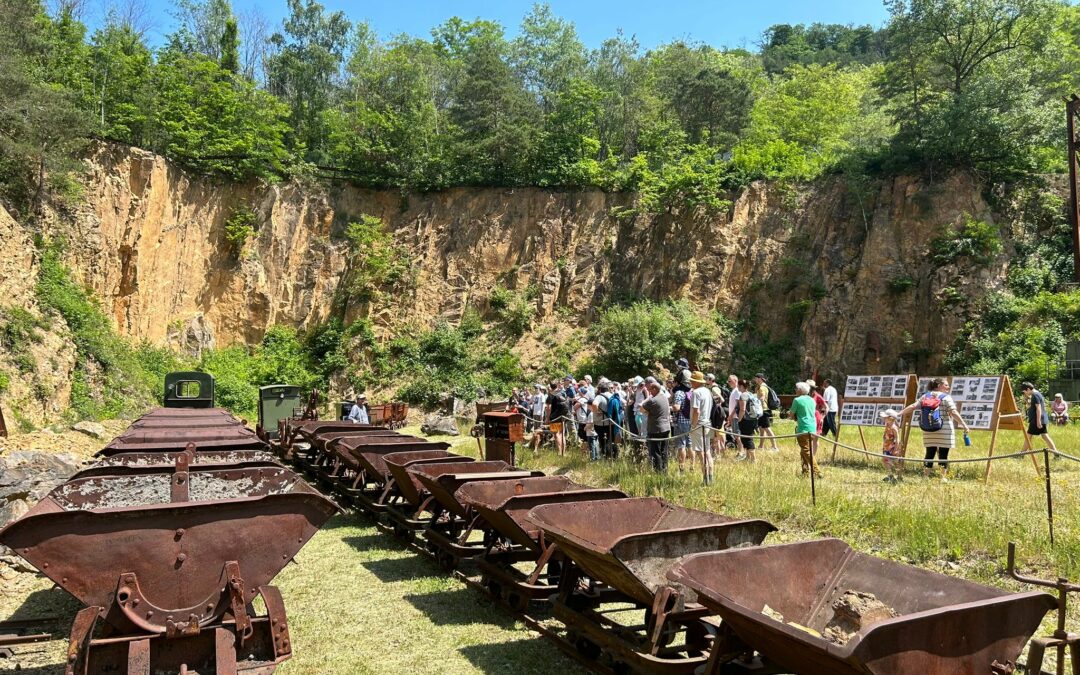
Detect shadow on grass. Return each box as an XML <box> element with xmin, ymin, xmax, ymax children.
<box><xmin>342</xmin><ymin>530</ymin><xmax>414</xmax><ymax>553</ymax></box>
<box><xmin>458</xmin><ymin>636</ymin><xmax>588</xmax><ymax>674</ymax></box>
<box><xmin>360</xmin><ymin>555</ymin><xmax>444</xmax><ymax>584</ymax></box>
<box><xmin>404</xmin><ymin>587</ymin><xmax>515</xmax><ymax>627</ymax></box>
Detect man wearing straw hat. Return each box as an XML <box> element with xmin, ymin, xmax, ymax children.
<box><xmin>689</xmin><ymin>370</ymin><xmax>715</xmax><ymax>486</ymax></box>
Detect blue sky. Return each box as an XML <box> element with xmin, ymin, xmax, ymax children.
<box><xmin>91</xmin><ymin>0</ymin><xmax>892</xmax><ymax>51</ymax></box>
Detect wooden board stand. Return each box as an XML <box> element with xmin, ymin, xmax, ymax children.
<box><xmin>834</xmin><ymin>374</ymin><xmax>919</xmax><ymax>462</ymax></box>
<box><xmin>981</xmin><ymin>375</ymin><xmax>1035</xmax><ymax>479</ymax></box>
<box><xmin>912</xmin><ymin>375</ymin><xmax>1036</xmax><ymax>479</ymax></box>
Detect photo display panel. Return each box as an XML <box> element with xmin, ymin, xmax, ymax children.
<box><xmin>843</xmin><ymin>375</ymin><xmax>910</xmax><ymax>400</ymax></box>
<box><xmin>839</xmin><ymin>375</ymin><xmax>914</xmax><ymax>427</ymax></box>
<box><xmin>839</xmin><ymin>402</ymin><xmax>900</xmax><ymax>427</ymax></box>
<box><xmin>911</xmin><ymin>377</ymin><xmax>1000</xmax><ymax>430</ymax></box>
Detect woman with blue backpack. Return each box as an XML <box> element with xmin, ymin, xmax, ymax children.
<box><xmin>899</xmin><ymin>377</ymin><xmax>971</xmax><ymax>481</ymax></box>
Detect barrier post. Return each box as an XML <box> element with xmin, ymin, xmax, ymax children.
<box><xmin>1043</xmin><ymin>447</ymin><xmax>1055</xmax><ymax>546</ymax></box>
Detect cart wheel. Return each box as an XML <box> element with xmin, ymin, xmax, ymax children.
<box><xmin>505</xmin><ymin>592</ymin><xmax>527</xmax><ymax>612</ymax></box>
<box><xmin>486</xmin><ymin>580</ymin><xmax>502</xmax><ymax>600</ymax></box>
<box><xmin>574</xmin><ymin>636</ymin><xmax>601</xmax><ymax>660</ymax></box>
<box><xmin>545</xmin><ymin>560</ymin><xmax>563</xmax><ymax>585</ymax></box>
<box><xmin>644</xmin><ymin>610</ymin><xmax>677</xmax><ymax>648</ymax></box>
<box><xmin>437</xmin><ymin>551</ymin><xmax>456</xmax><ymax>570</ymax></box>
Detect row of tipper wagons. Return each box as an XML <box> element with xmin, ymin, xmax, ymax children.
<box><xmin>0</xmin><ymin>368</ymin><xmax>1059</xmax><ymax>675</ymax></box>
<box><xmin>271</xmin><ymin>414</ymin><xmax>1058</xmax><ymax>675</ymax></box>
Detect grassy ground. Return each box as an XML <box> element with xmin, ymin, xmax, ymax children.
<box><xmin>0</xmin><ymin>418</ymin><xmax>1076</xmax><ymax>673</ymax></box>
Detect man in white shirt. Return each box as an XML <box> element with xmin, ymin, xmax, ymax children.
<box><xmin>347</xmin><ymin>395</ymin><xmax>370</xmax><ymax>424</ymax></box>
<box><xmin>822</xmin><ymin>378</ymin><xmax>839</xmax><ymax>441</ymax></box>
<box><xmin>689</xmin><ymin>371</ymin><xmax>715</xmax><ymax>486</ymax></box>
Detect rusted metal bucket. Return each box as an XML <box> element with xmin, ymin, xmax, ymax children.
<box><xmin>100</xmin><ymin>426</ymin><xmax>267</xmax><ymax>455</ymax></box>
<box><xmin>309</xmin><ymin>429</ymin><xmax>404</xmax><ymax>451</ymax></box>
<box><xmin>457</xmin><ymin>477</ymin><xmax>626</xmax><ymax>552</ymax></box>
<box><xmin>668</xmin><ymin>538</ymin><xmax>1057</xmax><ymax>675</ymax></box>
<box><xmin>127</xmin><ymin>418</ymin><xmax>245</xmax><ymax>430</ymax></box>
<box><xmin>74</xmin><ymin>450</ymin><xmax>282</xmax><ymax>479</ymax></box>
<box><xmin>409</xmin><ymin>461</ymin><xmax>543</xmax><ymax>521</ymax></box>
<box><xmin>0</xmin><ymin>461</ymin><xmax>337</xmax><ymax>674</ymax></box>
<box><xmin>343</xmin><ymin>449</ymin><xmax>471</xmax><ymax>513</ymax></box>
<box><xmin>526</xmin><ymin>497</ymin><xmax>775</xmax><ymax>674</ymax></box>
<box><xmin>527</xmin><ymin>497</ymin><xmax>775</xmax><ymax>607</ymax></box>
<box><xmin>354</xmin><ymin>448</ymin><xmax>462</xmax><ymax>489</ymax></box>
<box><xmin>316</xmin><ymin>441</ymin><xmax>454</xmax><ymax>493</ymax></box>
<box><xmin>456</xmin><ymin>477</ymin><xmax>627</xmax><ymax>610</ymax></box>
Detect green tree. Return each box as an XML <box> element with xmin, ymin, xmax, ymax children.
<box><xmin>327</xmin><ymin>29</ymin><xmax>448</xmax><ymax>188</ymax></box>
<box><xmin>149</xmin><ymin>49</ymin><xmax>290</xmax><ymax>177</ymax></box>
<box><xmin>0</xmin><ymin>1</ymin><xmax>89</xmax><ymax>216</ymax></box>
<box><xmin>511</xmin><ymin>3</ymin><xmax>586</xmax><ymax>111</ymax></box>
<box><xmin>89</xmin><ymin>19</ymin><xmax>153</xmax><ymax>144</ymax></box>
<box><xmin>168</xmin><ymin>0</ymin><xmax>235</xmax><ymax>60</ymax></box>
<box><xmin>266</xmin><ymin>0</ymin><xmax>351</xmax><ymax>163</ymax></box>
<box><xmin>882</xmin><ymin>0</ymin><xmax>1059</xmax><ymax>177</ymax></box>
<box><xmin>761</xmin><ymin>23</ymin><xmax>886</xmax><ymax>74</ymax></box>
<box><xmin>220</xmin><ymin>16</ymin><xmax>240</xmax><ymax>73</ymax></box>
<box><xmin>734</xmin><ymin>64</ymin><xmax>892</xmax><ymax>181</ymax></box>
<box><xmin>438</xmin><ymin>19</ymin><xmax>538</xmax><ymax>185</ymax></box>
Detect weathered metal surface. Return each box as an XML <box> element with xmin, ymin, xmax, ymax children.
<box><xmin>457</xmin><ymin>477</ymin><xmax>626</xmax><ymax>551</ymax></box>
<box><xmin>669</xmin><ymin>538</ymin><xmax>1056</xmax><ymax>675</ymax></box>
<box><xmin>310</xmin><ymin>430</ymin><xmax>408</xmax><ymax>451</ymax></box>
<box><xmin>1007</xmin><ymin>542</ymin><xmax>1080</xmax><ymax>675</ymax></box>
<box><xmin>83</xmin><ymin>450</ymin><xmax>280</xmax><ymax>471</ymax></box>
<box><xmin>99</xmin><ymin>437</ymin><xmax>270</xmax><ymax>455</ymax></box>
<box><xmin>0</xmin><ymin>466</ymin><xmax>336</xmax><ymax>635</ymax></box>
<box><xmin>354</xmin><ymin>449</ymin><xmax>466</xmax><ymax>487</ymax></box>
<box><xmin>527</xmin><ymin>497</ymin><xmax>775</xmax><ymax>606</ymax></box>
<box><xmin>409</xmin><ymin>461</ymin><xmax>543</xmax><ymax>520</ymax></box>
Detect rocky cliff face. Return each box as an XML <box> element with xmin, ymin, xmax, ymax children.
<box><xmin>56</xmin><ymin>144</ymin><xmax>1006</xmax><ymax>375</ymax></box>
<box><xmin>0</xmin><ymin>142</ymin><xmax>1015</xmax><ymax>427</ymax></box>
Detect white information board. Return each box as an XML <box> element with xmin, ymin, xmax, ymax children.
<box><xmin>838</xmin><ymin>402</ymin><xmax>898</xmax><ymax>427</ymax></box>
<box><xmin>911</xmin><ymin>376</ymin><xmax>1001</xmax><ymax>430</ymax></box>
<box><xmin>844</xmin><ymin>375</ymin><xmax>910</xmax><ymax>400</ymax></box>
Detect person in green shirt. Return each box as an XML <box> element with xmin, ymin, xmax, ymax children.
<box><xmin>790</xmin><ymin>381</ymin><xmax>822</xmax><ymax>477</ymax></box>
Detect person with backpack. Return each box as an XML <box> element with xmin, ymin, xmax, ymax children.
<box><xmin>545</xmin><ymin>380</ymin><xmax>570</xmax><ymax>458</ymax></box>
<box><xmin>591</xmin><ymin>381</ymin><xmax>618</xmax><ymax>460</ymax></box>
<box><xmin>753</xmin><ymin>373</ymin><xmax>781</xmax><ymax>451</ymax></box>
<box><xmin>899</xmin><ymin>377</ymin><xmax>970</xmax><ymax>481</ymax></box>
<box><xmin>671</xmin><ymin>369</ymin><xmax>694</xmax><ymax>472</ymax></box>
<box><xmin>736</xmin><ymin>379</ymin><xmax>761</xmax><ymax>463</ymax></box>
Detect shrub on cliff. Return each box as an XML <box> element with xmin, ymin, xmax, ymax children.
<box><xmin>588</xmin><ymin>300</ymin><xmax>730</xmax><ymax>379</ymax></box>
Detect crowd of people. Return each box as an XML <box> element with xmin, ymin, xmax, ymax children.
<box><xmin>497</xmin><ymin>363</ymin><xmax>1071</xmax><ymax>487</ymax></box>
<box><xmin>503</xmin><ymin>359</ymin><xmax>841</xmax><ymax>486</ymax></box>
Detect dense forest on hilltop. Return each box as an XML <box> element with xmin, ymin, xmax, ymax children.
<box><xmin>2</xmin><ymin>0</ymin><xmax>1080</xmax><ymax>219</ymax></box>
<box><xmin>2</xmin><ymin>0</ymin><xmax>1080</xmax><ymax>420</ymax></box>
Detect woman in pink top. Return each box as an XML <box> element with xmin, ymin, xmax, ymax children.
<box><xmin>1051</xmin><ymin>393</ymin><xmax>1069</xmax><ymax>425</ymax></box>
<box><xmin>807</xmin><ymin>380</ymin><xmax>827</xmax><ymax>434</ymax></box>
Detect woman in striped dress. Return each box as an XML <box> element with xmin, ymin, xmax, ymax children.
<box><xmin>900</xmin><ymin>378</ymin><xmax>971</xmax><ymax>482</ymax></box>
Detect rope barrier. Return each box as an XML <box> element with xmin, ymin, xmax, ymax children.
<box><xmin>509</xmin><ymin>402</ymin><xmax>1080</xmax><ymax>467</ymax></box>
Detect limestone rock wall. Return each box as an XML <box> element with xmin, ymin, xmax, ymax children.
<box><xmin>48</xmin><ymin>144</ymin><xmax>1011</xmax><ymax>379</ymax></box>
